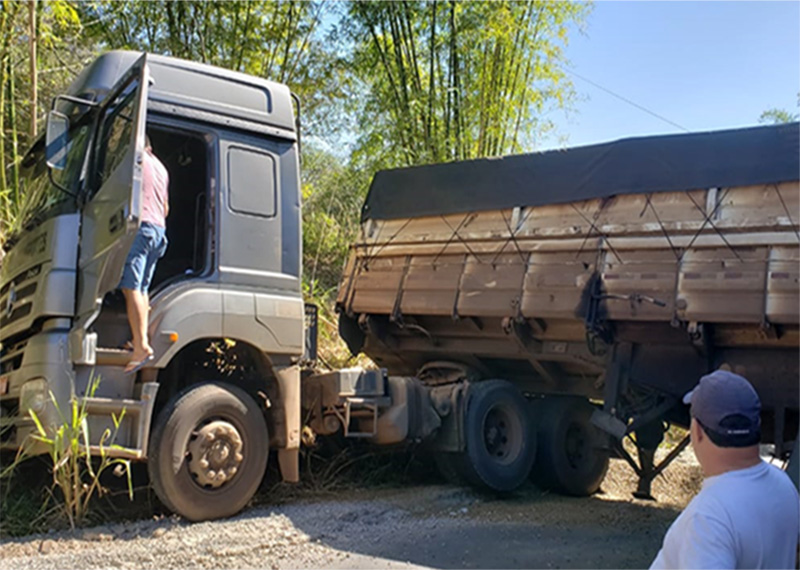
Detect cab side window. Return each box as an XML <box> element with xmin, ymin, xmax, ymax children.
<box><xmin>94</xmin><ymin>79</ymin><xmax>138</xmax><ymax>189</ymax></box>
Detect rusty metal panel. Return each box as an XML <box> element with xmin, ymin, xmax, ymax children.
<box><xmin>678</xmin><ymin>247</ymin><xmax>769</xmax><ymax>323</ymax></box>
<box><xmin>348</xmin><ymin>256</ymin><xmax>405</xmax><ymax>314</ymax></box>
<box><xmin>336</xmin><ymin>252</ymin><xmax>357</xmax><ymax>306</ymax></box>
<box><xmin>521</xmin><ymin>251</ymin><xmax>596</xmax><ymax>320</ymax></box>
<box><xmin>456</xmin><ymin>253</ymin><xmax>526</xmax><ymax>317</ymax></box>
<box><xmin>602</xmin><ymin>249</ymin><xmax>678</xmax><ymax>321</ymax></box>
<box><xmin>766</xmin><ymin>246</ymin><xmax>799</xmax><ymax>324</ymax></box>
<box><xmin>718</xmin><ymin>182</ymin><xmax>800</xmax><ymax>230</ymax></box>
<box><xmin>399</xmin><ymin>254</ymin><xmax>463</xmax><ymax>316</ymax></box>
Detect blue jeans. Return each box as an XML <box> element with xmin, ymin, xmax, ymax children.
<box><xmin>118</xmin><ymin>223</ymin><xmax>168</xmax><ymax>292</ymax></box>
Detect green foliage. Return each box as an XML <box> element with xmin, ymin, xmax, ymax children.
<box><xmin>302</xmin><ymin>144</ymin><xmax>370</xmax><ymax>296</ymax></box>
<box><xmin>76</xmin><ymin>1</ymin><xmax>349</xmax><ymax>139</ymax></box>
<box><xmin>759</xmin><ymin>108</ymin><xmax>799</xmax><ymax>125</ymax></box>
<box><xmin>0</xmin><ymin>0</ymin><xmax>95</xmax><ymax>242</ymax></box>
<box><xmin>0</xmin><ymin>472</ymin><xmax>50</xmax><ymax>537</ymax></box>
<box><xmin>22</xmin><ymin>374</ymin><xmax>133</xmax><ymax>530</ymax></box>
<box><xmin>345</xmin><ymin>0</ymin><xmax>591</xmax><ymax>170</ymax></box>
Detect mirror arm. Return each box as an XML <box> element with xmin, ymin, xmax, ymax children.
<box><xmin>47</xmin><ymin>168</ymin><xmax>77</xmax><ymax>198</ymax></box>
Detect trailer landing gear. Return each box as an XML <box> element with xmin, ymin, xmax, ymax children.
<box><xmin>615</xmin><ymin>421</ymin><xmax>691</xmax><ymax>501</ymax></box>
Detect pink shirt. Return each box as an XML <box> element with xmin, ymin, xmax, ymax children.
<box><xmin>140</xmin><ymin>147</ymin><xmax>169</xmax><ymax>228</ymax></box>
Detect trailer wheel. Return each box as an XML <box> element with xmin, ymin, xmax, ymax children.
<box><xmin>530</xmin><ymin>397</ymin><xmax>609</xmax><ymax>496</ymax></box>
<box><xmin>148</xmin><ymin>382</ymin><xmax>269</xmax><ymax>521</ymax></box>
<box><xmin>456</xmin><ymin>380</ymin><xmax>536</xmax><ymax>492</ymax></box>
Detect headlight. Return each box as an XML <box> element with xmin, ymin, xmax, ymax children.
<box><xmin>19</xmin><ymin>378</ymin><xmax>49</xmax><ymax>416</ymax></box>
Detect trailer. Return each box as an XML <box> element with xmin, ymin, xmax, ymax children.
<box><xmin>335</xmin><ymin>121</ymin><xmax>800</xmax><ymax>497</ymax></box>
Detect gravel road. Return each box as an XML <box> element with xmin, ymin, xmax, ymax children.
<box><xmin>0</xmin><ymin>452</ymin><xmax>702</xmax><ymax>570</ymax></box>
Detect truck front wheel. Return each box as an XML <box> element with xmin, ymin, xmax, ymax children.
<box><xmin>148</xmin><ymin>382</ymin><xmax>269</xmax><ymax>521</ymax></box>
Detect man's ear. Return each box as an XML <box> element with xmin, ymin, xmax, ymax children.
<box><xmin>691</xmin><ymin>418</ymin><xmax>704</xmax><ymax>443</ymax></box>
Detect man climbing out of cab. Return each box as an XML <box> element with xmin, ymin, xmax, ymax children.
<box><xmin>119</xmin><ymin>134</ymin><xmax>169</xmax><ymax>373</ymax></box>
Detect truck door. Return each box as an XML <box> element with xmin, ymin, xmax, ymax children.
<box><xmin>74</xmin><ymin>54</ymin><xmax>150</xmax><ymax>330</ymax></box>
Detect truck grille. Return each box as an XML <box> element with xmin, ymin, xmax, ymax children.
<box><xmin>0</xmin><ymin>264</ymin><xmax>41</xmax><ymax>296</ymax></box>
<box><xmin>0</xmin><ymin>304</ymin><xmax>32</xmax><ymax>328</ymax></box>
<box><xmin>0</xmin><ymin>265</ymin><xmax>40</xmax><ymax>330</ymax></box>
<box><xmin>0</xmin><ymin>339</ymin><xmax>27</xmax><ymax>374</ymax></box>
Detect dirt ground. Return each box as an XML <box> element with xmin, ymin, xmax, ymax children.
<box><xmin>0</xmin><ymin>449</ymin><xmax>703</xmax><ymax>570</ymax></box>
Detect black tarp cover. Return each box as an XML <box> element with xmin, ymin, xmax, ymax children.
<box><xmin>361</xmin><ymin>123</ymin><xmax>800</xmax><ymax>222</ymax></box>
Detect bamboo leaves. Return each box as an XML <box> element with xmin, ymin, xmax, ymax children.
<box><xmin>348</xmin><ymin>0</ymin><xmax>590</xmax><ymax>169</ymax></box>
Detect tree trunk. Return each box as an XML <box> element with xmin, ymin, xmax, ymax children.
<box><xmin>8</xmin><ymin>56</ymin><xmax>19</xmax><ymax>209</ymax></box>
<box><xmin>28</xmin><ymin>0</ymin><xmax>36</xmax><ymax>139</ymax></box>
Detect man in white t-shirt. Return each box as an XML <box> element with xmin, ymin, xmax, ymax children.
<box><xmin>650</xmin><ymin>370</ymin><xmax>799</xmax><ymax>569</ymax></box>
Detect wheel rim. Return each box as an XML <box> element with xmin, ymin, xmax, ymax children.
<box><xmin>482</xmin><ymin>404</ymin><xmax>523</xmax><ymax>465</ymax></box>
<box><xmin>187</xmin><ymin>419</ymin><xmax>245</xmax><ymax>489</ymax></box>
<box><xmin>565</xmin><ymin>423</ymin><xmax>588</xmax><ymax>470</ymax></box>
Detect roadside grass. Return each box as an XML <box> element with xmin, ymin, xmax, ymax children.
<box><xmin>0</xmin><ymin>375</ymin><xmax>138</xmax><ymax>537</ymax></box>
<box><xmin>0</xmin><ymin>456</ymin><xmax>52</xmax><ymax>537</ymax></box>
<box><xmin>256</xmin><ymin>439</ymin><xmax>439</xmax><ymax>507</ymax></box>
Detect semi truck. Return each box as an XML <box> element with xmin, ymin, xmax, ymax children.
<box><xmin>0</xmin><ymin>51</ymin><xmax>797</xmax><ymax>521</ymax></box>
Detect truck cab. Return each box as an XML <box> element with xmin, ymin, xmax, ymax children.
<box><xmin>0</xmin><ymin>52</ymin><xmax>306</xmax><ymax>519</ymax></box>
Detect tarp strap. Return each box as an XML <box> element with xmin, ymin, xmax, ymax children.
<box><xmin>435</xmin><ymin>213</ymin><xmax>482</xmax><ymax>265</ymax></box>
<box><xmin>643</xmin><ymin>193</ymin><xmax>682</xmax><ymax>261</ymax></box>
<box><xmin>431</xmin><ymin>213</ymin><xmax>473</xmax><ymax>267</ymax></box>
<box><xmin>489</xmin><ymin>208</ymin><xmax>529</xmax><ymax>267</ymax></box>
<box><xmin>362</xmin><ymin>218</ymin><xmax>413</xmax><ymax>269</ymax></box>
<box><xmin>571</xmin><ymin>201</ymin><xmax>624</xmax><ymax>264</ymax></box>
<box><xmin>683</xmin><ymin>189</ymin><xmax>742</xmax><ymax>262</ymax></box>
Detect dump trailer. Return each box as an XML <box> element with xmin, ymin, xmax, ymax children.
<box><xmin>0</xmin><ymin>50</ymin><xmax>797</xmax><ymax>523</ymax></box>
<box><xmin>337</xmin><ymin>122</ymin><xmax>800</xmax><ymax>497</ymax></box>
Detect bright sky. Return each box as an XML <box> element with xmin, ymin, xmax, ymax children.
<box><xmin>539</xmin><ymin>0</ymin><xmax>800</xmax><ymax>151</ymax></box>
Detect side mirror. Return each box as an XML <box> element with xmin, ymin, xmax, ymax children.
<box><xmin>45</xmin><ymin>110</ymin><xmax>69</xmax><ymax>170</ymax></box>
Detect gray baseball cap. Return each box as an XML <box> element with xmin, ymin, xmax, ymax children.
<box><xmin>683</xmin><ymin>369</ymin><xmax>761</xmax><ymax>447</ymax></box>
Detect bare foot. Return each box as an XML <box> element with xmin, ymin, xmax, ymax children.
<box><xmin>125</xmin><ymin>348</ymin><xmax>154</xmax><ymax>372</ymax></box>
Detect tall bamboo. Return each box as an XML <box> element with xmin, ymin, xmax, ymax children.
<box><xmin>28</xmin><ymin>0</ymin><xmax>36</xmax><ymax>139</ymax></box>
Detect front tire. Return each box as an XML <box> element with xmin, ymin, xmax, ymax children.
<box><xmin>148</xmin><ymin>382</ymin><xmax>269</xmax><ymax>521</ymax></box>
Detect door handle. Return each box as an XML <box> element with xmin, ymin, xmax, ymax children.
<box><xmin>109</xmin><ymin>209</ymin><xmax>124</xmax><ymax>234</ymax></box>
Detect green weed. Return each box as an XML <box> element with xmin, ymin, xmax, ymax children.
<box><xmin>5</xmin><ymin>374</ymin><xmax>135</xmax><ymax>531</ymax></box>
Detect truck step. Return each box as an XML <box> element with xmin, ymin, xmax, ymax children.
<box><xmin>343</xmin><ymin>396</ymin><xmax>392</xmax><ymax>438</ymax></box>
<box><xmin>95</xmin><ymin>347</ymin><xmax>134</xmax><ymax>367</ymax></box>
<box><xmin>81</xmin><ymin>382</ymin><xmax>160</xmax><ymax>459</ymax></box>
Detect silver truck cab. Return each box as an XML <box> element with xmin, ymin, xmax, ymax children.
<box><xmin>0</xmin><ymin>52</ymin><xmax>306</xmax><ymax>520</ymax></box>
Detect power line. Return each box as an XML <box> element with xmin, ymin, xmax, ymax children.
<box><xmin>560</xmin><ymin>65</ymin><xmax>690</xmax><ymax>133</ymax></box>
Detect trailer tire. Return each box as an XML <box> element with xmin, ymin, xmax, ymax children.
<box><xmin>530</xmin><ymin>397</ymin><xmax>609</xmax><ymax>496</ymax></box>
<box><xmin>148</xmin><ymin>382</ymin><xmax>269</xmax><ymax>521</ymax></box>
<box><xmin>458</xmin><ymin>380</ymin><xmax>536</xmax><ymax>492</ymax></box>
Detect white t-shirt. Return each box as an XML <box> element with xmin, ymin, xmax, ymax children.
<box><xmin>650</xmin><ymin>461</ymin><xmax>799</xmax><ymax>569</ymax></box>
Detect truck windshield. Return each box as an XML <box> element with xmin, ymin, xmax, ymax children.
<box><xmin>3</xmin><ymin>113</ymin><xmax>93</xmax><ymax>250</ymax></box>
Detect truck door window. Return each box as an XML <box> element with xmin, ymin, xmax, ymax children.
<box><xmin>94</xmin><ymin>79</ymin><xmax>139</xmax><ymax>190</ymax></box>
<box><xmin>227</xmin><ymin>146</ymin><xmax>277</xmax><ymax>218</ymax></box>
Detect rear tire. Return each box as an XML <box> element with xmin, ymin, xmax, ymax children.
<box><xmin>148</xmin><ymin>382</ymin><xmax>269</xmax><ymax>521</ymax></box>
<box><xmin>454</xmin><ymin>380</ymin><xmax>536</xmax><ymax>492</ymax></box>
<box><xmin>530</xmin><ymin>397</ymin><xmax>609</xmax><ymax>496</ymax></box>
